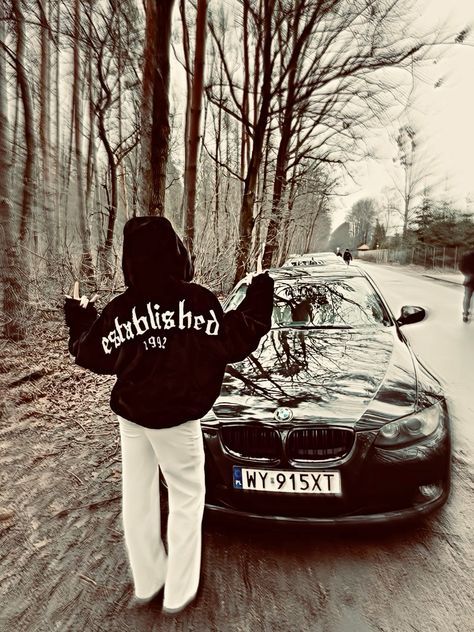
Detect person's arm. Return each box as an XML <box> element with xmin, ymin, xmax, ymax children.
<box><xmin>64</xmin><ymin>283</ymin><xmax>119</xmax><ymax>375</ymax></box>
<box><xmin>218</xmin><ymin>272</ymin><xmax>274</xmax><ymax>364</ymax></box>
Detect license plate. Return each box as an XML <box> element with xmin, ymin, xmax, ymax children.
<box><xmin>233</xmin><ymin>466</ymin><xmax>341</xmax><ymax>495</ymax></box>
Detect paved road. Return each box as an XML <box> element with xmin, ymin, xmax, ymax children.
<box><xmin>358</xmin><ymin>262</ymin><xmax>473</xmax><ymax>449</ymax></box>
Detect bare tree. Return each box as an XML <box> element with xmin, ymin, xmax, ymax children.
<box><xmin>391</xmin><ymin>125</ymin><xmax>431</xmax><ymax>237</ymax></box>
<box><xmin>12</xmin><ymin>0</ymin><xmax>37</xmax><ymax>246</ymax></box>
<box><xmin>85</xmin><ymin>3</ymin><xmax>97</xmax><ymax>233</ymax></box>
<box><xmin>347</xmin><ymin>198</ymin><xmax>378</xmax><ymax>246</ymax></box>
<box><xmin>0</xmin><ymin>0</ymin><xmax>27</xmax><ymax>340</ymax></box>
<box><xmin>380</xmin><ymin>186</ymin><xmax>400</xmax><ymax>233</ymax></box>
<box><xmin>140</xmin><ymin>0</ymin><xmax>175</xmax><ymax>216</ymax></box>
<box><xmin>262</xmin><ymin>0</ymin><xmax>323</xmax><ymax>268</ymax></box>
<box><xmin>139</xmin><ymin>0</ymin><xmax>156</xmax><ymax>214</ymax></box>
<box><xmin>72</xmin><ymin>0</ymin><xmax>93</xmax><ymax>279</ymax></box>
<box><xmin>54</xmin><ymin>0</ymin><xmax>61</xmax><ymax>245</ymax></box>
<box><xmin>241</xmin><ymin>0</ymin><xmax>250</xmax><ymax>182</ymax></box>
<box><xmin>207</xmin><ymin>0</ymin><xmax>430</xmax><ymax>280</ymax></box>
<box><xmin>183</xmin><ymin>0</ymin><xmax>207</xmax><ymax>255</ymax></box>
<box><xmin>282</xmin><ymin>166</ymin><xmax>334</xmax><ymax>259</ymax></box>
<box><xmin>179</xmin><ymin>0</ymin><xmax>191</xmax><ymax>230</ymax></box>
<box><xmin>37</xmin><ymin>0</ymin><xmax>55</xmax><ymax>255</ymax></box>
<box><xmin>208</xmin><ymin>0</ymin><xmax>276</xmax><ymax>284</ymax></box>
<box><xmin>81</xmin><ymin>0</ymin><xmax>142</xmax><ymax>277</ymax></box>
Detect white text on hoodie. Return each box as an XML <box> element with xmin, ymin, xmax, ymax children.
<box><xmin>102</xmin><ymin>299</ymin><xmax>219</xmax><ymax>354</ymax></box>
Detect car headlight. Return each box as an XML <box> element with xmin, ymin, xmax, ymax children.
<box><xmin>375</xmin><ymin>402</ymin><xmax>443</xmax><ymax>447</ymax></box>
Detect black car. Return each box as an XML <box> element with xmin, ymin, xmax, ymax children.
<box><xmin>201</xmin><ymin>264</ymin><xmax>451</xmax><ymax>525</ymax></box>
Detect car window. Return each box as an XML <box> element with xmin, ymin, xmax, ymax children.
<box><xmin>225</xmin><ymin>277</ymin><xmax>390</xmax><ymax>328</ymax></box>
<box><xmin>225</xmin><ymin>284</ymin><xmax>249</xmax><ymax>311</ymax></box>
<box><xmin>273</xmin><ymin>278</ymin><xmax>389</xmax><ymax>328</ymax></box>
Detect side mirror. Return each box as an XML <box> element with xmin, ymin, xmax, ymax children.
<box><xmin>396</xmin><ymin>305</ymin><xmax>426</xmax><ymax>326</ymax></box>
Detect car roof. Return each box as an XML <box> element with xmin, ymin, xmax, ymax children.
<box><xmin>240</xmin><ymin>264</ymin><xmax>366</xmax><ymax>284</ymax></box>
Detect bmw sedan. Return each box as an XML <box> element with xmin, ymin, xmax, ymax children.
<box><xmin>201</xmin><ymin>263</ymin><xmax>451</xmax><ymax>525</ymax></box>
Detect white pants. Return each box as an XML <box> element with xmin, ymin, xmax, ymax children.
<box><xmin>118</xmin><ymin>416</ymin><xmax>205</xmax><ymax>610</ymax></box>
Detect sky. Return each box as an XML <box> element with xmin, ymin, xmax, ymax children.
<box><xmin>332</xmin><ymin>0</ymin><xmax>474</xmax><ymax>231</ymax></box>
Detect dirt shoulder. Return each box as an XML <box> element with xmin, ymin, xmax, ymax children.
<box><xmin>0</xmin><ymin>320</ymin><xmax>134</xmax><ymax>631</ymax></box>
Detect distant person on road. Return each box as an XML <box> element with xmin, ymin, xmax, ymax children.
<box><xmin>63</xmin><ymin>217</ymin><xmax>274</xmax><ymax>614</ymax></box>
<box><xmin>343</xmin><ymin>249</ymin><xmax>353</xmax><ymax>265</ymax></box>
<box><xmin>335</xmin><ymin>247</ymin><xmax>342</xmax><ymax>257</ymax></box>
<box><xmin>459</xmin><ymin>249</ymin><xmax>474</xmax><ymax>323</ymax></box>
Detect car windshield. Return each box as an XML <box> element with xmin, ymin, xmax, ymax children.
<box><xmin>226</xmin><ymin>276</ymin><xmax>391</xmax><ymax>328</ymax></box>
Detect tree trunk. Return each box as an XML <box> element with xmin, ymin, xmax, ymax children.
<box><xmin>12</xmin><ymin>0</ymin><xmax>37</xmax><ymax>247</ymax></box>
<box><xmin>403</xmin><ymin>180</ymin><xmax>410</xmax><ymax>238</ymax></box>
<box><xmin>95</xmin><ymin>21</ymin><xmax>118</xmax><ymax>279</ymax></box>
<box><xmin>140</xmin><ymin>0</ymin><xmax>175</xmax><ymax>217</ymax></box>
<box><xmin>183</xmin><ymin>0</ymin><xmax>207</xmax><ymax>254</ymax></box>
<box><xmin>253</xmin><ymin>125</ymin><xmax>272</xmax><ymax>269</ymax></box>
<box><xmin>73</xmin><ymin>0</ymin><xmax>93</xmax><ymax>280</ymax></box>
<box><xmin>212</xmin><ymin>65</ymin><xmax>223</xmax><ymax>258</ymax></box>
<box><xmin>0</xmin><ymin>3</ymin><xmax>27</xmax><ymax>340</ymax></box>
<box><xmin>304</xmin><ymin>198</ymin><xmax>323</xmax><ymax>252</ymax></box>
<box><xmin>139</xmin><ymin>0</ymin><xmax>156</xmax><ymax>215</ymax></box>
<box><xmin>233</xmin><ymin>0</ymin><xmax>275</xmax><ymax>285</ymax></box>
<box><xmin>179</xmin><ymin>0</ymin><xmax>191</xmax><ymax>231</ymax></box>
<box><xmin>38</xmin><ymin>0</ymin><xmax>54</xmax><ymax>257</ymax></box>
<box><xmin>278</xmin><ymin>163</ymin><xmax>298</xmax><ymax>265</ymax></box>
<box><xmin>262</xmin><ymin>3</ymin><xmax>302</xmax><ymax>269</ymax></box>
<box><xmin>240</xmin><ymin>0</ymin><xmax>249</xmax><ymax>183</ymax></box>
<box><xmin>54</xmin><ymin>0</ymin><xmax>61</xmax><ymax>248</ymax></box>
<box><xmin>85</xmin><ymin>7</ymin><xmax>96</xmax><ymax>220</ymax></box>
<box><xmin>97</xmin><ymin>103</ymin><xmax>118</xmax><ymax>278</ymax></box>
<box><xmin>62</xmin><ymin>97</ymin><xmax>75</xmax><ymax>245</ymax></box>
<box><xmin>223</xmin><ymin>112</ymin><xmax>232</xmax><ymax>245</ymax></box>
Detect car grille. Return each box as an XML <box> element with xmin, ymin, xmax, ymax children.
<box><xmin>219</xmin><ymin>425</ymin><xmax>354</xmax><ymax>462</ymax></box>
<box><xmin>220</xmin><ymin>426</ymin><xmax>280</xmax><ymax>460</ymax></box>
<box><xmin>287</xmin><ymin>427</ymin><xmax>354</xmax><ymax>461</ymax></box>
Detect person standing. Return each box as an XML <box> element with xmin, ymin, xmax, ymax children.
<box><xmin>335</xmin><ymin>247</ymin><xmax>342</xmax><ymax>257</ymax></box>
<box><xmin>459</xmin><ymin>249</ymin><xmax>474</xmax><ymax>323</ymax></box>
<box><xmin>343</xmin><ymin>248</ymin><xmax>353</xmax><ymax>265</ymax></box>
<box><xmin>64</xmin><ymin>217</ymin><xmax>274</xmax><ymax>613</ymax></box>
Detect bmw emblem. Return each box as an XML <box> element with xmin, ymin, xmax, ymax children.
<box><xmin>274</xmin><ymin>407</ymin><xmax>294</xmax><ymax>422</ymax></box>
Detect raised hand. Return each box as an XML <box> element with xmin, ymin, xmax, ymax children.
<box><xmin>64</xmin><ymin>281</ymin><xmax>99</xmax><ymax>346</ymax></box>
<box><xmin>65</xmin><ymin>281</ymin><xmax>99</xmax><ymax>309</ymax></box>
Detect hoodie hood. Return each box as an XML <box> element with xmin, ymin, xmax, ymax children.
<box><xmin>122</xmin><ymin>217</ymin><xmax>194</xmax><ymax>293</ymax></box>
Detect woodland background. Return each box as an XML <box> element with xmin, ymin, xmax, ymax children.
<box><xmin>1</xmin><ymin>0</ymin><xmax>473</xmax><ymax>342</ymax></box>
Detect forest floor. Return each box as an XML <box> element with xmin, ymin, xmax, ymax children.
<box><xmin>0</xmin><ymin>317</ymin><xmax>149</xmax><ymax>631</ymax></box>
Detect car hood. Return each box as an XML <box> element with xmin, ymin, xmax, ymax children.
<box><xmin>212</xmin><ymin>327</ymin><xmax>421</xmax><ymax>430</ymax></box>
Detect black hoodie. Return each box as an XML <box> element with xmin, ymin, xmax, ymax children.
<box><xmin>64</xmin><ymin>217</ymin><xmax>274</xmax><ymax>429</ymax></box>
